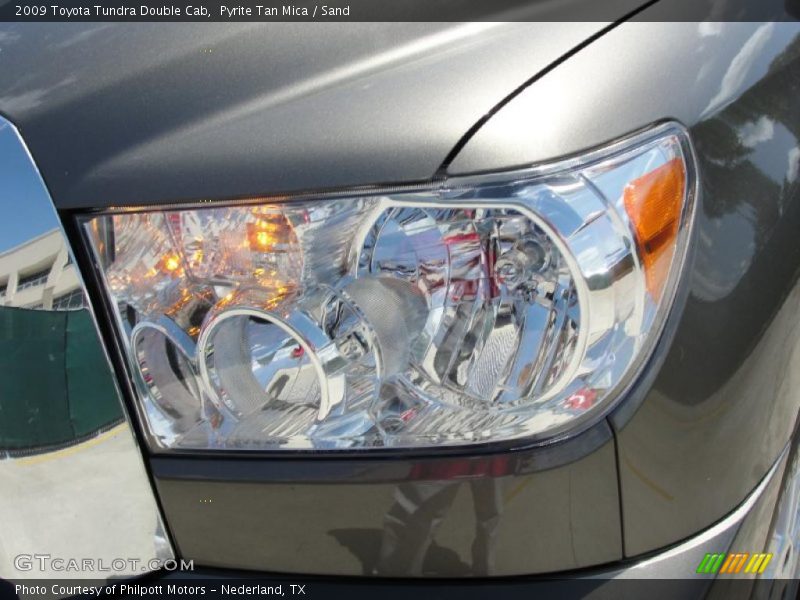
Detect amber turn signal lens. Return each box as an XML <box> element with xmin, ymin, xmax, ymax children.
<box><xmin>623</xmin><ymin>157</ymin><xmax>686</xmax><ymax>300</ymax></box>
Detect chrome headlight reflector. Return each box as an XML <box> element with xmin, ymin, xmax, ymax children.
<box><xmin>83</xmin><ymin>123</ymin><xmax>695</xmax><ymax>451</ymax></box>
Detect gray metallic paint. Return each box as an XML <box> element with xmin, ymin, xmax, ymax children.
<box><xmin>156</xmin><ymin>435</ymin><xmax>621</xmax><ymax>576</ymax></box>
<box><xmin>0</xmin><ymin>21</ymin><xmax>605</xmax><ymax>209</ymax></box>
<box><xmin>448</xmin><ymin>22</ymin><xmax>800</xmax><ymax>174</ymax></box>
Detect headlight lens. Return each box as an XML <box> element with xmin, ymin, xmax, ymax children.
<box><xmin>83</xmin><ymin>123</ymin><xmax>695</xmax><ymax>451</ymax></box>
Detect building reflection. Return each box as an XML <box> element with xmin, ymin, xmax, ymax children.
<box><xmin>0</xmin><ymin>228</ymin><xmax>84</xmax><ymax>311</ymax></box>
<box><xmin>0</xmin><ymin>228</ymin><xmax>119</xmax><ymax>455</ymax></box>
<box><xmin>0</xmin><ymin>115</ymin><xmax>169</xmax><ymax>583</ymax></box>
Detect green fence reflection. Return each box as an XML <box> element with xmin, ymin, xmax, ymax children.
<box><xmin>0</xmin><ymin>306</ymin><xmax>123</xmax><ymax>454</ymax></box>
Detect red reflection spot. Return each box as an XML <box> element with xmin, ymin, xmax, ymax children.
<box><xmin>564</xmin><ymin>388</ymin><xmax>597</xmax><ymax>411</ymax></box>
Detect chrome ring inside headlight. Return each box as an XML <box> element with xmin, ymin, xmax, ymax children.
<box><xmin>130</xmin><ymin>317</ymin><xmax>207</xmax><ymax>438</ymax></box>
<box><xmin>84</xmin><ymin>122</ymin><xmax>696</xmax><ymax>451</ymax></box>
<box><xmin>197</xmin><ymin>288</ymin><xmax>351</xmax><ymax>422</ymax></box>
<box><xmin>355</xmin><ymin>205</ymin><xmax>583</xmax><ymax>409</ymax></box>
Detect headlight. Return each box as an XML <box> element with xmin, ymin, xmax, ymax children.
<box><xmin>83</xmin><ymin>122</ymin><xmax>695</xmax><ymax>451</ymax></box>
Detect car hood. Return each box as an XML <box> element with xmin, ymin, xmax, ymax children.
<box><xmin>0</xmin><ymin>20</ymin><xmax>629</xmax><ymax>209</ymax></box>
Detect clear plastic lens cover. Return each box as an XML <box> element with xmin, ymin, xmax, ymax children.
<box><xmin>84</xmin><ymin>123</ymin><xmax>695</xmax><ymax>451</ymax></box>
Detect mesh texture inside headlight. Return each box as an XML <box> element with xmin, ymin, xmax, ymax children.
<box><xmin>83</xmin><ymin>123</ymin><xmax>695</xmax><ymax>451</ymax></box>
